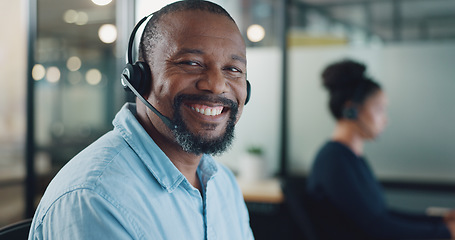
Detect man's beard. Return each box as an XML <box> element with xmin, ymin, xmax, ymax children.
<box><xmin>170</xmin><ymin>94</ymin><xmax>238</xmax><ymax>156</ymax></box>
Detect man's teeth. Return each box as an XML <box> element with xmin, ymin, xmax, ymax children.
<box><xmin>191</xmin><ymin>106</ymin><xmax>223</xmax><ymax>116</ymax></box>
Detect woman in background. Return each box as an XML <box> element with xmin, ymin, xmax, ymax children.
<box><xmin>306</xmin><ymin>59</ymin><xmax>455</xmax><ymax>239</ymax></box>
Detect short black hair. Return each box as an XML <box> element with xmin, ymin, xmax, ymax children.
<box><xmin>321</xmin><ymin>59</ymin><xmax>381</xmax><ymax>120</ymax></box>
<box><xmin>138</xmin><ymin>0</ymin><xmax>235</xmax><ymax>64</ymax></box>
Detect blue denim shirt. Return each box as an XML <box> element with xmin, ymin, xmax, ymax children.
<box><xmin>29</xmin><ymin>103</ymin><xmax>254</xmax><ymax>240</ymax></box>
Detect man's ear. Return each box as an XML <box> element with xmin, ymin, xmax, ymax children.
<box><xmin>136</xmin><ymin>61</ymin><xmax>152</xmax><ymax>97</ymax></box>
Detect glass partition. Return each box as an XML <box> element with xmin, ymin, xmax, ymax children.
<box><xmin>31</xmin><ymin>0</ymin><xmax>125</xmax><ymax>209</ymax></box>
<box><xmin>287</xmin><ymin>0</ymin><xmax>455</xmax><ymax>183</ymax></box>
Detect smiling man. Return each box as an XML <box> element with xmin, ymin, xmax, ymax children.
<box><xmin>28</xmin><ymin>1</ymin><xmax>254</xmax><ymax>239</ymax></box>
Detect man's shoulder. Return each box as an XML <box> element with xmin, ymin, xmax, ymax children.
<box><xmin>62</xmin><ymin>130</ymin><xmax>132</xmax><ymax>184</ymax></box>
<box><xmin>31</xmin><ymin>129</ymin><xmax>167</xmax><ymax>232</ymax></box>
<box><xmin>35</xmin><ymin>131</ymin><xmax>135</xmax><ymax>211</ymax></box>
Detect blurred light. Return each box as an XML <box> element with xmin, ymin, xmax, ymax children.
<box><xmin>35</xmin><ymin>151</ymin><xmax>52</xmax><ymax>175</ymax></box>
<box><xmin>98</xmin><ymin>24</ymin><xmax>117</xmax><ymax>43</ymax></box>
<box><xmin>67</xmin><ymin>56</ymin><xmax>82</xmax><ymax>71</ymax></box>
<box><xmin>330</xmin><ymin>23</ymin><xmax>347</xmax><ymax>38</ymax></box>
<box><xmin>247</xmin><ymin>24</ymin><xmax>266</xmax><ymax>43</ymax></box>
<box><xmin>350</xmin><ymin>28</ymin><xmax>367</xmax><ymax>47</ymax></box>
<box><xmin>46</xmin><ymin>67</ymin><xmax>61</xmax><ymax>83</ymax></box>
<box><xmin>370</xmin><ymin>35</ymin><xmax>384</xmax><ymax>48</ymax></box>
<box><xmin>306</xmin><ymin>10</ymin><xmax>329</xmax><ymax>36</ymax></box>
<box><xmin>50</xmin><ymin>122</ymin><xmax>65</xmax><ymax>137</ymax></box>
<box><xmin>91</xmin><ymin>0</ymin><xmax>112</xmax><ymax>6</ymax></box>
<box><xmin>63</xmin><ymin>9</ymin><xmax>78</xmax><ymax>23</ymax></box>
<box><xmin>78</xmin><ymin>125</ymin><xmax>92</xmax><ymax>138</ymax></box>
<box><xmin>32</xmin><ymin>64</ymin><xmax>45</xmax><ymax>81</ymax></box>
<box><xmin>86</xmin><ymin>69</ymin><xmax>102</xmax><ymax>85</ymax></box>
<box><xmin>68</xmin><ymin>71</ymin><xmax>83</xmax><ymax>85</ymax></box>
<box><xmin>75</xmin><ymin>11</ymin><xmax>89</xmax><ymax>25</ymax></box>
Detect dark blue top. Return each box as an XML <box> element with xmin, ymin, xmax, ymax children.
<box><xmin>306</xmin><ymin>141</ymin><xmax>450</xmax><ymax>239</ymax></box>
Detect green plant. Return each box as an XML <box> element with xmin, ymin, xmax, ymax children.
<box><xmin>247</xmin><ymin>146</ymin><xmax>263</xmax><ymax>156</ymax></box>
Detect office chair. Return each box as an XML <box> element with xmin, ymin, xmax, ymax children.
<box><xmin>281</xmin><ymin>177</ymin><xmax>319</xmax><ymax>240</ymax></box>
<box><xmin>0</xmin><ymin>218</ymin><xmax>32</xmax><ymax>240</ymax></box>
<box><xmin>282</xmin><ymin>177</ymin><xmax>378</xmax><ymax>240</ymax></box>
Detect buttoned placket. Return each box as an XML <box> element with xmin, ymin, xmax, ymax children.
<box><xmin>203</xmin><ymin>175</ymin><xmax>218</xmax><ymax>240</ymax></box>
<box><xmin>181</xmin><ymin>172</ymin><xmax>210</xmax><ymax>240</ymax></box>
<box><xmin>195</xmin><ymin>157</ymin><xmax>218</xmax><ymax>240</ymax></box>
<box><xmin>199</xmin><ymin>170</ymin><xmax>210</xmax><ymax>240</ymax></box>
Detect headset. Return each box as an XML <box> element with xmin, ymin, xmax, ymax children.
<box><xmin>342</xmin><ymin>81</ymin><xmax>378</xmax><ymax>138</ymax></box>
<box><xmin>342</xmin><ymin>106</ymin><xmax>358</xmax><ymax>120</ymax></box>
<box><xmin>342</xmin><ymin>82</ymin><xmax>365</xmax><ymax>120</ymax></box>
<box><xmin>120</xmin><ymin>14</ymin><xmax>251</xmax><ymax>130</ymax></box>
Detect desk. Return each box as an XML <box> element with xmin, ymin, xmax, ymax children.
<box><xmin>238</xmin><ymin>178</ymin><xmax>299</xmax><ymax>239</ymax></box>
<box><xmin>237</xmin><ymin>178</ymin><xmax>284</xmax><ymax>204</ymax></box>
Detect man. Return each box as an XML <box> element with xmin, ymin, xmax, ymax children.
<box><xmin>28</xmin><ymin>1</ymin><xmax>254</xmax><ymax>239</ymax></box>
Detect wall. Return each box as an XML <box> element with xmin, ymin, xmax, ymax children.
<box><xmin>0</xmin><ymin>0</ymin><xmax>27</xmax><ymax>226</ymax></box>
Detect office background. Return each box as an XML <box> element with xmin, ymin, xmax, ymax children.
<box><xmin>1</xmin><ymin>0</ymin><xmax>455</xmax><ymax>236</ymax></box>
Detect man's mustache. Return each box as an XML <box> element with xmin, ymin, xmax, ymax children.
<box><xmin>173</xmin><ymin>94</ymin><xmax>238</xmax><ymax>110</ymax></box>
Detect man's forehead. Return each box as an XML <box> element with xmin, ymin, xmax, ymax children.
<box><xmin>160</xmin><ymin>8</ymin><xmax>235</xmax><ymax>23</ymax></box>
<box><xmin>156</xmin><ymin>10</ymin><xmax>245</xmax><ymax>52</ymax></box>
<box><xmin>159</xmin><ymin>10</ymin><xmax>241</xmax><ymax>37</ymax></box>
<box><xmin>175</xmin><ymin>47</ymin><xmax>246</xmax><ymax>64</ymax></box>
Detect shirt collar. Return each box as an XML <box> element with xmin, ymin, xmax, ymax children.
<box><xmin>113</xmin><ymin>103</ymin><xmax>218</xmax><ymax>192</ymax></box>
<box><xmin>198</xmin><ymin>154</ymin><xmax>218</xmax><ymax>188</ymax></box>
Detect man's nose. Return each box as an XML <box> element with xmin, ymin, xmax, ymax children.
<box><xmin>196</xmin><ymin>69</ymin><xmax>228</xmax><ymax>95</ymax></box>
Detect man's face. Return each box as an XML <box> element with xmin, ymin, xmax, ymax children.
<box><xmin>146</xmin><ymin>10</ymin><xmax>247</xmax><ymax>155</ymax></box>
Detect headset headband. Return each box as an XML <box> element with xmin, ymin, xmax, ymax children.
<box><xmin>127</xmin><ymin>14</ymin><xmax>153</xmax><ymax>64</ymax></box>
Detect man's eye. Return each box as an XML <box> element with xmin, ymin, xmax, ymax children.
<box><xmin>225</xmin><ymin>67</ymin><xmax>242</xmax><ymax>73</ymax></box>
<box><xmin>180</xmin><ymin>61</ymin><xmax>199</xmax><ymax>66</ymax></box>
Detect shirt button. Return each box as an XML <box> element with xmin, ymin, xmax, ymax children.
<box><xmin>207</xmin><ymin>226</ymin><xmax>217</xmax><ymax>239</ymax></box>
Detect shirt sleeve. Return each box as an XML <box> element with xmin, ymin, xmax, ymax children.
<box><xmin>30</xmin><ymin>188</ymin><xmax>138</xmax><ymax>240</ymax></box>
<box><xmin>320</xmin><ymin>154</ymin><xmax>451</xmax><ymax>239</ymax></box>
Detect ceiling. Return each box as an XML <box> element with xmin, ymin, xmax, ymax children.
<box><xmin>37</xmin><ymin>0</ymin><xmax>116</xmax><ymax>51</ymax></box>
<box><xmin>295</xmin><ymin>0</ymin><xmax>455</xmax><ymax>42</ymax></box>
<box><xmin>36</xmin><ymin>0</ymin><xmax>455</xmax><ymax>49</ymax></box>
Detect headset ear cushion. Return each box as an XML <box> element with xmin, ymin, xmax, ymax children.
<box><xmin>343</xmin><ymin>107</ymin><xmax>358</xmax><ymax>120</ymax></box>
<box><xmin>136</xmin><ymin>61</ymin><xmax>151</xmax><ymax>96</ymax></box>
<box><xmin>121</xmin><ymin>63</ymin><xmax>136</xmax><ymax>91</ymax></box>
<box><xmin>245</xmin><ymin>80</ymin><xmax>251</xmax><ymax>105</ymax></box>
<box><xmin>122</xmin><ymin>63</ymin><xmax>143</xmax><ymax>92</ymax></box>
